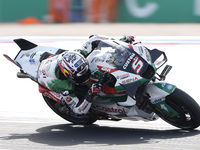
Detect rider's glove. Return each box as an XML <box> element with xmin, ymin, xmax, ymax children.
<box><xmin>120</xmin><ymin>35</ymin><xmax>135</xmax><ymax>44</ymax></box>
<box><xmin>86</xmin><ymin>83</ymin><xmax>102</xmax><ymax>102</ymax></box>
<box><xmin>90</xmin><ymin>83</ymin><xmax>102</xmax><ymax>95</ymax></box>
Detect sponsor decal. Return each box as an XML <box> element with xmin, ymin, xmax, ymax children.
<box><xmin>29</xmin><ymin>58</ymin><xmax>35</xmax><ymax>64</ymax></box>
<box><xmin>123</xmin><ymin>53</ymin><xmax>144</xmax><ymax>74</ymax></box>
<box><xmin>96</xmin><ymin>105</ymin><xmax>126</xmax><ymax>114</ymax></box>
<box><xmin>131</xmin><ymin>56</ymin><xmax>144</xmax><ymax>74</ymax></box>
<box><xmin>155</xmin><ymin>83</ymin><xmax>176</xmax><ymax>94</ymax></box>
<box><xmin>78</xmin><ymin>100</ymin><xmax>89</xmax><ymax>112</ymax></box>
<box><xmin>20</xmin><ymin>54</ymin><xmax>25</xmax><ymax>59</ymax></box>
<box><xmin>30</xmin><ymin>53</ymin><xmax>36</xmax><ymax>58</ymax></box>
<box><xmin>160</xmin><ymin>104</ymin><xmax>169</xmax><ymax>112</ymax></box>
<box><xmin>162</xmin><ymin>83</ymin><xmax>167</xmax><ymax>88</ymax></box>
<box><xmin>29</xmin><ymin>52</ymin><xmax>37</xmax><ymax>64</ymax></box>
<box><xmin>39</xmin><ymin>59</ymin><xmax>52</xmax><ymax>78</ymax></box>
<box><xmin>25</xmin><ymin>53</ymin><xmax>30</xmax><ymax>57</ymax></box>
<box><xmin>161</xmin><ymin>83</ymin><xmax>174</xmax><ymax>91</ymax></box>
<box><xmin>167</xmin><ymin>85</ymin><xmax>173</xmax><ymax>90</ymax></box>
<box><xmin>75</xmin><ymin>59</ymin><xmax>83</xmax><ymax>68</ymax></box>
<box><xmin>121</xmin><ymin>77</ymin><xmax>138</xmax><ymax>84</ymax></box>
<box><xmin>101</xmin><ymin>67</ymin><xmax>111</xmax><ymax>72</ymax></box>
<box><xmin>68</xmin><ymin>101</ymin><xmax>77</xmax><ymax>109</ymax></box>
<box><xmin>97</xmin><ymin>65</ymin><xmax>117</xmax><ymax>73</ymax></box>
<box><xmin>95</xmin><ymin>58</ymin><xmax>105</xmax><ymax>63</ymax></box>
<box><xmin>66</xmin><ymin>97</ymin><xmax>72</xmax><ymax>103</ymax></box>
<box><xmin>144</xmin><ymin>48</ymin><xmax>150</xmax><ymax>62</ymax></box>
<box><xmin>40</xmin><ymin>64</ymin><xmax>47</xmax><ymax>78</ymax></box>
<box><xmin>44</xmin><ymin>91</ymin><xmax>61</xmax><ymax>103</ymax></box>
<box><xmin>46</xmin><ymin>63</ymin><xmax>51</xmax><ymax>71</ymax></box>
<box><xmin>123</xmin><ymin>53</ymin><xmax>135</xmax><ymax>69</ymax></box>
<box><xmin>152</xmin><ymin>98</ymin><xmax>165</xmax><ymax>104</ymax></box>
<box><xmin>90</xmin><ymin>58</ymin><xmax>95</xmax><ymax>63</ymax></box>
<box><xmin>138</xmin><ymin>46</ymin><xmax>143</xmax><ymax>56</ymax></box>
<box><xmin>117</xmin><ymin>73</ymin><xmax>130</xmax><ymax>80</ymax></box>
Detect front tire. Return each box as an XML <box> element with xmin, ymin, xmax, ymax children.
<box><xmin>42</xmin><ymin>94</ymin><xmax>97</xmax><ymax>125</ymax></box>
<box><xmin>155</xmin><ymin>88</ymin><xmax>200</xmax><ymax>130</ymax></box>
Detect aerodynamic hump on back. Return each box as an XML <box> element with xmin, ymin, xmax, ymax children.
<box><xmin>14</xmin><ymin>38</ymin><xmax>37</xmax><ymax>50</ymax></box>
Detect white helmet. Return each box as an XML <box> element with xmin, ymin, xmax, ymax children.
<box><xmin>59</xmin><ymin>52</ymin><xmax>91</xmax><ymax>85</ymax></box>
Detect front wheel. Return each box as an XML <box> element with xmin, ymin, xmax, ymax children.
<box><xmin>42</xmin><ymin>94</ymin><xmax>97</xmax><ymax>125</ymax></box>
<box><xmin>155</xmin><ymin>88</ymin><xmax>200</xmax><ymax>130</ymax></box>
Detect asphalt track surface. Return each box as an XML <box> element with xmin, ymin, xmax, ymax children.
<box><xmin>0</xmin><ymin>23</ymin><xmax>200</xmax><ymax>150</ymax></box>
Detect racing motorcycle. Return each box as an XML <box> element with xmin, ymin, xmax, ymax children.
<box><xmin>4</xmin><ymin>38</ymin><xmax>200</xmax><ymax>130</ymax></box>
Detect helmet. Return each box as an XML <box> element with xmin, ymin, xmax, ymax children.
<box><xmin>59</xmin><ymin>52</ymin><xmax>91</xmax><ymax>85</ymax></box>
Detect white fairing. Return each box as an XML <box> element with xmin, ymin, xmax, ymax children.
<box><xmin>15</xmin><ymin>46</ymin><xmax>59</xmax><ymax>78</ymax></box>
<box><xmin>87</xmin><ymin>43</ymin><xmax>158</xmax><ymax>121</ymax></box>
<box><xmin>146</xmin><ymin>84</ymin><xmax>169</xmax><ymax>101</ymax></box>
<box><xmin>92</xmin><ymin>102</ymin><xmax>157</xmax><ymax>121</ymax></box>
<box><xmin>87</xmin><ymin>47</ymin><xmax>143</xmax><ymax>87</ymax></box>
<box><xmin>117</xmin><ymin>96</ymin><xmax>136</xmax><ymax>106</ymax></box>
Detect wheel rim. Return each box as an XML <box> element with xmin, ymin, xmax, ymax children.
<box><xmin>163</xmin><ymin>99</ymin><xmax>196</xmax><ymax>129</ymax></box>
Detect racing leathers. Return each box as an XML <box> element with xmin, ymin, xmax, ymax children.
<box><xmin>38</xmin><ymin>53</ymin><xmax>93</xmax><ymax>115</ymax></box>
<box><xmin>37</xmin><ymin>35</ymin><xmax>134</xmax><ymax>115</ymax></box>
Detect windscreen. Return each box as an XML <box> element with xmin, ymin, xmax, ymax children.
<box><xmin>97</xmin><ymin>40</ymin><xmax>132</xmax><ymax>67</ymax></box>
<box><xmin>97</xmin><ymin>40</ymin><xmax>155</xmax><ymax>79</ymax></box>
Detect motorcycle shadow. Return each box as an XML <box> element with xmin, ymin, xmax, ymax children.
<box><xmin>4</xmin><ymin>123</ymin><xmax>200</xmax><ymax>146</ymax></box>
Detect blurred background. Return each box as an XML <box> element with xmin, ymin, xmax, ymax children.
<box><xmin>0</xmin><ymin>0</ymin><xmax>200</xmax><ymax>23</ymax></box>
<box><xmin>0</xmin><ymin>0</ymin><xmax>200</xmax><ymax>36</ymax></box>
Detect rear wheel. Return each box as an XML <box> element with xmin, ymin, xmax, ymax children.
<box><xmin>155</xmin><ymin>88</ymin><xmax>200</xmax><ymax>130</ymax></box>
<box><xmin>42</xmin><ymin>94</ymin><xmax>97</xmax><ymax>125</ymax></box>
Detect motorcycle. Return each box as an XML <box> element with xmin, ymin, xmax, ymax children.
<box><xmin>4</xmin><ymin>38</ymin><xmax>200</xmax><ymax>130</ymax></box>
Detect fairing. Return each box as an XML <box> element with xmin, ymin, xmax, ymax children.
<box><xmin>13</xmin><ymin>39</ymin><xmax>61</xmax><ymax>79</ymax></box>
<box><xmin>87</xmin><ymin>40</ymin><xmax>156</xmax><ymax>93</ymax></box>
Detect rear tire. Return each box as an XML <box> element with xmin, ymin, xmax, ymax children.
<box><xmin>155</xmin><ymin>88</ymin><xmax>200</xmax><ymax>130</ymax></box>
<box><xmin>42</xmin><ymin>94</ymin><xmax>97</xmax><ymax>125</ymax></box>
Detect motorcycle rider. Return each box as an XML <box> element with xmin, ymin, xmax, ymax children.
<box><xmin>38</xmin><ymin>35</ymin><xmax>135</xmax><ymax>115</ymax></box>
